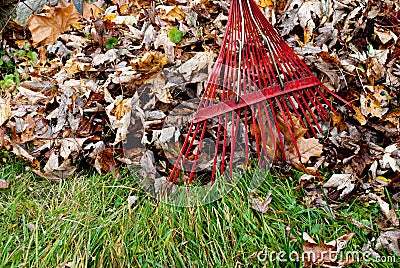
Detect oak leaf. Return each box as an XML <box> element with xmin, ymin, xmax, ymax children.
<box><xmin>28</xmin><ymin>0</ymin><xmax>80</xmax><ymax>47</ymax></box>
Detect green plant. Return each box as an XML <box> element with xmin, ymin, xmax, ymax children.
<box><xmin>168</xmin><ymin>28</ymin><xmax>183</xmax><ymax>44</ymax></box>
<box><xmin>27</xmin><ymin>51</ymin><xmax>38</xmax><ymax>62</ymax></box>
<box><xmin>105</xmin><ymin>37</ymin><xmax>118</xmax><ymax>49</ymax></box>
<box><xmin>0</xmin><ymin>74</ymin><xmax>16</xmax><ymax>89</ymax></box>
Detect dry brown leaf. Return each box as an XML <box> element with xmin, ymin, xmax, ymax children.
<box><xmin>377</xmin><ymin>196</ymin><xmax>400</xmax><ymax>227</ymax></box>
<box><xmin>303</xmin><ymin>232</ymin><xmax>356</xmax><ymax>267</ymax></box>
<box><xmin>28</xmin><ymin>0</ymin><xmax>80</xmax><ymax>47</ymax></box>
<box><xmin>32</xmin><ymin>169</ymin><xmax>60</xmax><ymax>183</ymax></box>
<box><xmin>250</xmin><ymin>190</ymin><xmax>272</xmax><ymax>213</ymax></box>
<box><xmin>352</xmin><ymin>107</ymin><xmax>367</xmax><ymax>125</ymax></box>
<box><xmin>290</xmin><ymin>137</ymin><xmax>323</xmax><ymax>163</ymax></box>
<box><xmin>277</xmin><ymin>113</ymin><xmax>308</xmax><ymax>143</ymax></box>
<box><xmin>0</xmin><ymin>179</ymin><xmax>10</xmax><ymax>189</ymax></box>
<box><xmin>366</xmin><ymin>57</ymin><xmax>385</xmax><ymax>83</ymax></box>
<box><xmin>323</xmin><ymin>174</ymin><xmax>355</xmax><ymax>199</ymax></box>
<box><xmin>20</xmin><ymin>116</ymin><xmax>37</xmax><ymax>143</ymax></box>
<box><xmin>374</xmin><ymin>26</ymin><xmax>396</xmax><ymax>45</ymax></box>
<box><xmin>43</xmin><ymin>152</ymin><xmax>77</xmax><ymax>179</ymax></box>
<box><xmin>0</xmin><ymin>97</ymin><xmax>12</xmax><ymax>127</ymax></box>
<box><xmin>60</xmin><ymin>138</ymin><xmax>88</xmax><ymax>159</ymax></box>
<box><xmin>157</xmin><ymin>6</ymin><xmax>186</xmax><ymax>22</ymax></box>
<box><xmin>83</xmin><ymin>1</ymin><xmax>104</xmax><ymax>20</ymax></box>
<box><xmin>375</xmin><ymin>230</ymin><xmax>400</xmax><ymax>256</ymax></box>
<box><xmin>258</xmin><ymin>0</ymin><xmax>274</xmax><ymax>8</ymax></box>
<box><xmin>106</xmin><ymin>97</ymin><xmax>133</xmax><ymax>144</ymax></box>
<box><xmin>96</xmin><ymin>148</ymin><xmax>118</xmax><ymax>173</ymax></box>
<box><xmin>145</xmin><ymin>73</ymin><xmax>173</xmax><ymax>103</ymax></box>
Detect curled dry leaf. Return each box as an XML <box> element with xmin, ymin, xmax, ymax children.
<box><xmin>156</xmin><ymin>6</ymin><xmax>186</xmax><ymax>22</ymax></box>
<box><xmin>96</xmin><ymin>148</ymin><xmax>118</xmax><ymax>174</ymax></box>
<box><xmin>380</xmin><ymin>144</ymin><xmax>400</xmax><ymax>173</ymax></box>
<box><xmin>289</xmin><ymin>137</ymin><xmax>323</xmax><ymax>163</ymax></box>
<box><xmin>303</xmin><ymin>232</ymin><xmax>356</xmax><ymax>267</ymax></box>
<box><xmin>0</xmin><ymin>96</ymin><xmax>12</xmax><ymax>127</ymax></box>
<box><xmin>27</xmin><ymin>0</ymin><xmax>80</xmax><ymax>47</ymax></box>
<box><xmin>375</xmin><ymin>230</ymin><xmax>400</xmax><ymax>256</ymax></box>
<box><xmin>83</xmin><ymin>1</ymin><xmax>104</xmax><ymax>20</ymax></box>
<box><xmin>128</xmin><ymin>195</ymin><xmax>139</xmax><ymax>208</ymax></box>
<box><xmin>376</xmin><ymin>196</ymin><xmax>400</xmax><ymax>227</ymax></box>
<box><xmin>105</xmin><ymin>97</ymin><xmax>133</xmax><ymax>144</ymax></box>
<box><xmin>250</xmin><ymin>190</ymin><xmax>272</xmax><ymax>214</ymax></box>
<box><xmin>323</xmin><ymin>174</ymin><xmax>355</xmax><ymax>199</ymax></box>
<box><xmin>0</xmin><ymin>179</ymin><xmax>10</xmax><ymax>189</ymax></box>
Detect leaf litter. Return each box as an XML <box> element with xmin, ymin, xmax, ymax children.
<box><xmin>0</xmin><ymin>0</ymin><xmax>400</xmax><ymax>263</ymax></box>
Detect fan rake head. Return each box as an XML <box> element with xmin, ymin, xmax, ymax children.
<box><xmin>167</xmin><ymin>0</ymin><xmax>349</xmax><ymax>184</ymax></box>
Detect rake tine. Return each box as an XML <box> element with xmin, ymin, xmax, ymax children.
<box><xmin>250</xmin><ymin>105</ymin><xmax>261</xmax><ymax>162</ymax></box>
<box><xmin>303</xmin><ymin>89</ymin><xmax>328</xmax><ymax>121</ymax></box>
<box><xmin>316</xmin><ymin>85</ymin><xmax>347</xmax><ymax>115</ymax></box>
<box><xmin>169</xmin><ymin>122</ymin><xmax>196</xmax><ymax>182</ymax></box>
<box><xmin>261</xmin><ymin>101</ymin><xmax>278</xmax><ymax>161</ymax></box>
<box><xmin>267</xmin><ymin>99</ymin><xmax>286</xmax><ymax>158</ymax></box>
<box><xmin>243</xmin><ymin>109</ymin><xmax>250</xmax><ymax>166</ymax></box>
<box><xmin>211</xmin><ymin>115</ymin><xmax>223</xmax><ymax>182</ymax></box>
<box><xmin>284</xmin><ymin>94</ymin><xmax>311</xmax><ymax>138</ymax></box>
<box><xmin>306</xmin><ymin>88</ymin><xmax>329</xmax><ymax>120</ymax></box>
<box><xmin>275</xmin><ymin>96</ymin><xmax>301</xmax><ymax>159</ymax></box>
<box><xmin>220</xmin><ymin>113</ymin><xmax>229</xmax><ymax>175</ymax></box>
<box><xmin>279</xmin><ymin>95</ymin><xmax>296</xmax><ymax>129</ymax></box>
<box><xmin>257</xmin><ymin>103</ymin><xmax>270</xmax><ymax>164</ymax></box>
<box><xmin>290</xmin><ymin>92</ymin><xmax>318</xmax><ymax>137</ymax></box>
<box><xmin>188</xmin><ymin>120</ymin><xmax>209</xmax><ymax>183</ymax></box>
<box><xmin>295</xmin><ymin>91</ymin><xmax>323</xmax><ymax>133</ymax></box>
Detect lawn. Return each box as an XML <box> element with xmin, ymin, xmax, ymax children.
<box><xmin>0</xmin><ymin>153</ymin><xmax>397</xmax><ymax>267</ymax></box>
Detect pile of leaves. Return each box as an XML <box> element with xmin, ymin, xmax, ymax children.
<box><xmin>0</xmin><ymin>0</ymin><xmax>399</xmax><ymax>193</ymax></box>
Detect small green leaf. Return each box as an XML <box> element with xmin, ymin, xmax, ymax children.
<box><xmin>28</xmin><ymin>51</ymin><xmax>38</xmax><ymax>62</ymax></box>
<box><xmin>168</xmin><ymin>28</ymin><xmax>183</xmax><ymax>44</ymax></box>
<box><xmin>105</xmin><ymin>37</ymin><xmax>118</xmax><ymax>49</ymax></box>
<box><xmin>0</xmin><ymin>58</ymin><xmax>3</xmax><ymax>66</ymax></box>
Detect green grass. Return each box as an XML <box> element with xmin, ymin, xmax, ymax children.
<box><xmin>0</xmin><ymin>154</ymin><xmax>398</xmax><ymax>267</ymax></box>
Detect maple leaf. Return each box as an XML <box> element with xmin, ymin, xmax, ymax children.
<box><xmin>27</xmin><ymin>0</ymin><xmax>80</xmax><ymax>47</ymax></box>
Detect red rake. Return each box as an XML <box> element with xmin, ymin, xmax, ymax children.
<box><xmin>168</xmin><ymin>0</ymin><xmax>349</xmax><ymax>183</ymax></box>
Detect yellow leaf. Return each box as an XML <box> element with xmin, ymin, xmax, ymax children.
<box><xmin>120</xmin><ymin>4</ymin><xmax>129</xmax><ymax>14</ymax></box>
<box><xmin>27</xmin><ymin>0</ymin><xmax>80</xmax><ymax>47</ymax></box>
<box><xmin>72</xmin><ymin>21</ymin><xmax>84</xmax><ymax>30</ymax></box>
<box><xmin>258</xmin><ymin>0</ymin><xmax>274</xmax><ymax>8</ymax></box>
<box><xmin>15</xmin><ymin>40</ymin><xmax>30</xmax><ymax>49</ymax></box>
<box><xmin>104</xmin><ymin>13</ymin><xmax>117</xmax><ymax>21</ymax></box>
<box><xmin>353</xmin><ymin>107</ymin><xmax>367</xmax><ymax>125</ymax></box>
